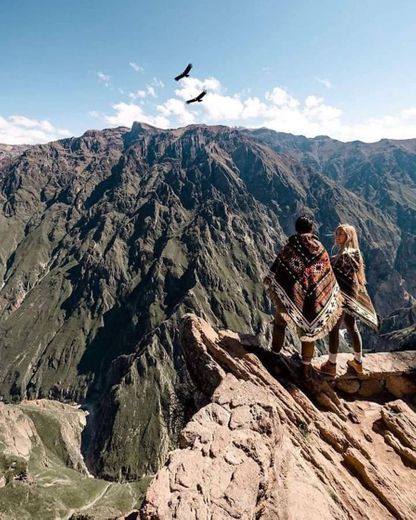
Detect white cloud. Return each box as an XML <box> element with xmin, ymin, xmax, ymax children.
<box><xmin>304</xmin><ymin>96</ymin><xmax>342</xmax><ymax>121</ymax></box>
<box><xmin>170</xmin><ymin>77</ymin><xmax>266</xmax><ymax>122</ymax></box>
<box><xmin>128</xmin><ymin>85</ymin><xmax>161</xmax><ymax>101</ymax></box>
<box><xmin>88</xmin><ymin>110</ymin><xmax>102</xmax><ymax>118</ymax></box>
<box><xmin>127</xmin><ymin>82</ymin><xmax>164</xmax><ymax>101</ymax></box>
<box><xmin>104</xmin><ymin>102</ymin><xmax>169</xmax><ymax>128</ymax></box>
<box><xmin>129</xmin><ymin>89</ymin><xmax>147</xmax><ymax>100</ymax></box>
<box><xmin>401</xmin><ymin>108</ymin><xmax>416</xmax><ymax>119</ymax></box>
<box><xmin>0</xmin><ymin>115</ymin><xmax>71</xmax><ymax>144</ymax></box>
<box><xmin>97</xmin><ymin>72</ymin><xmax>111</xmax><ymax>87</ymax></box>
<box><xmin>260</xmin><ymin>88</ymin><xmax>345</xmax><ymax>137</ymax></box>
<box><xmin>174</xmin><ymin>77</ymin><xmax>222</xmax><ymax>102</ymax></box>
<box><xmin>157</xmin><ymin>98</ymin><xmax>195</xmax><ymax>126</ymax></box>
<box><xmin>316</xmin><ymin>78</ymin><xmax>332</xmax><ymax>89</ymax></box>
<box><xmin>151</xmin><ymin>77</ymin><xmax>165</xmax><ymax>88</ymax></box>
<box><xmin>146</xmin><ymin>86</ymin><xmax>157</xmax><ymax>98</ymax></box>
<box><xmin>338</xmin><ymin>110</ymin><xmax>416</xmax><ymax>142</ymax></box>
<box><xmin>265</xmin><ymin>87</ymin><xmax>300</xmax><ymax>109</ymax></box>
<box><xmin>261</xmin><ymin>88</ymin><xmax>416</xmax><ymax>142</ymax></box>
<box><xmin>129</xmin><ymin>62</ymin><xmax>144</xmax><ymax>72</ymax></box>
<box><xmin>241</xmin><ymin>97</ymin><xmax>268</xmax><ymax>119</ymax></box>
<box><xmin>238</xmin><ymin>87</ymin><xmax>252</xmax><ymax>97</ymax></box>
<box><xmin>101</xmin><ymin>75</ymin><xmax>416</xmax><ymax>143</ymax></box>
<box><xmin>305</xmin><ymin>95</ymin><xmax>323</xmax><ymax>109</ymax></box>
<box><xmin>202</xmin><ymin>93</ymin><xmax>244</xmax><ymax>120</ymax></box>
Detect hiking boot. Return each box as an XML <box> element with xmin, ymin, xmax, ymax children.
<box><xmin>347</xmin><ymin>358</ymin><xmax>364</xmax><ymax>375</ymax></box>
<box><xmin>317</xmin><ymin>360</ymin><xmax>337</xmax><ymax>378</ymax></box>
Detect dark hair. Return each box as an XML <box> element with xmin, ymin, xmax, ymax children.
<box><xmin>295</xmin><ymin>215</ymin><xmax>314</xmax><ymax>234</ymax></box>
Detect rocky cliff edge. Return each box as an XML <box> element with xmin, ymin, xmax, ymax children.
<box><xmin>140</xmin><ymin>314</ymin><xmax>416</xmax><ymax>520</ymax></box>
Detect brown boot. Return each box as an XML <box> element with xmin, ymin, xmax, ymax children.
<box><xmin>317</xmin><ymin>360</ymin><xmax>337</xmax><ymax>378</ymax></box>
<box><xmin>347</xmin><ymin>358</ymin><xmax>364</xmax><ymax>375</ymax></box>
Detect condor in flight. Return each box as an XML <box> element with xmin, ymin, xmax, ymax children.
<box><xmin>186</xmin><ymin>90</ymin><xmax>207</xmax><ymax>104</ymax></box>
<box><xmin>174</xmin><ymin>63</ymin><xmax>192</xmax><ymax>81</ymax></box>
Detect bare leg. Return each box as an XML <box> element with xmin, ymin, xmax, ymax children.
<box><xmin>272</xmin><ymin>311</ymin><xmax>287</xmax><ymax>353</ymax></box>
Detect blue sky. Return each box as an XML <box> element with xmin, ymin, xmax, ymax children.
<box><xmin>1</xmin><ymin>0</ymin><xmax>416</xmax><ymax>143</ymax></box>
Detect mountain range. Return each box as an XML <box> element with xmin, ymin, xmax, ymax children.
<box><xmin>0</xmin><ymin>122</ymin><xmax>415</xmax><ymax>484</ymax></box>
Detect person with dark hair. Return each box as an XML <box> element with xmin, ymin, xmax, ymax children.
<box><xmin>263</xmin><ymin>215</ymin><xmax>343</xmax><ymax>378</ymax></box>
<box><xmin>295</xmin><ymin>215</ymin><xmax>314</xmax><ymax>234</ymax></box>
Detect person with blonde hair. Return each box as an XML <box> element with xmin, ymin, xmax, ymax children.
<box><xmin>318</xmin><ymin>224</ymin><xmax>379</xmax><ymax>377</ymax></box>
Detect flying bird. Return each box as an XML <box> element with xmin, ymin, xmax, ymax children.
<box><xmin>186</xmin><ymin>90</ymin><xmax>207</xmax><ymax>104</ymax></box>
<box><xmin>174</xmin><ymin>63</ymin><xmax>192</xmax><ymax>81</ymax></box>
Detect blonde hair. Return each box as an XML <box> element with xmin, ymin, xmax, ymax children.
<box><xmin>335</xmin><ymin>224</ymin><xmax>367</xmax><ymax>287</ymax></box>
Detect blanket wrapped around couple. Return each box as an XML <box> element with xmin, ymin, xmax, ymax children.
<box><xmin>331</xmin><ymin>249</ymin><xmax>379</xmax><ymax>330</ymax></box>
<box><xmin>264</xmin><ymin>233</ymin><xmax>343</xmax><ymax>341</ymax></box>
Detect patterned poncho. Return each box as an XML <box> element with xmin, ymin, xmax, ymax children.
<box><xmin>264</xmin><ymin>233</ymin><xmax>343</xmax><ymax>341</ymax></box>
<box><xmin>331</xmin><ymin>249</ymin><xmax>379</xmax><ymax>330</ymax></box>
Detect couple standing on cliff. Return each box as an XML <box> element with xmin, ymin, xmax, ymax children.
<box><xmin>263</xmin><ymin>215</ymin><xmax>379</xmax><ymax>379</ymax></box>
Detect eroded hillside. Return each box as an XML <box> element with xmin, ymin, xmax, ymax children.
<box><xmin>0</xmin><ymin>123</ymin><xmax>415</xmax><ymax>482</ymax></box>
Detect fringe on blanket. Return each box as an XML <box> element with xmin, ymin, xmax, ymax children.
<box><xmin>265</xmin><ymin>278</ymin><xmax>345</xmax><ymax>342</ymax></box>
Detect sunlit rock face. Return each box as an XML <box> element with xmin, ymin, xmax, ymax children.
<box><xmin>140</xmin><ymin>314</ymin><xmax>416</xmax><ymax>520</ymax></box>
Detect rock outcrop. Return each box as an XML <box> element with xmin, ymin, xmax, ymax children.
<box><xmin>0</xmin><ymin>399</ymin><xmax>89</xmax><ymax>475</ymax></box>
<box><xmin>312</xmin><ymin>352</ymin><xmax>416</xmax><ymax>398</ymax></box>
<box><xmin>0</xmin><ymin>400</ymin><xmax>148</xmax><ymax>520</ymax></box>
<box><xmin>140</xmin><ymin>314</ymin><xmax>416</xmax><ymax>520</ymax></box>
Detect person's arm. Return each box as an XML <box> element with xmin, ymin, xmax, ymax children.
<box><xmin>264</xmin><ymin>243</ymin><xmax>285</xmax><ymax>284</ymax></box>
<box><xmin>263</xmin><ymin>255</ymin><xmax>279</xmax><ymax>285</ymax></box>
<box><xmin>270</xmin><ymin>255</ymin><xmax>280</xmax><ymax>272</ymax></box>
<box><xmin>348</xmin><ymin>250</ymin><xmax>367</xmax><ymax>288</ymax></box>
<box><xmin>348</xmin><ymin>250</ymin><xmax>361</xmax><ymax>272</ymax></box>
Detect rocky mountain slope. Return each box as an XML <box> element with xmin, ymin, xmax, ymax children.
<box><xmin>0</xmin><ymin>123</ymin><xmax>415</xmax><ymax>484</ymax></box>
<box><xmin>1</xmin><ymin>316</ymin><xmax>414</xmax><ymax>520</ymax></box>
<box><xmin>140</xmin><ymin>314</ymin><xmax>416</xmax><ymax>520</ymax></box>
<box><xmin>0</xmin><ymin>400</ymin><xmax>148</xmax><ymax>519</ymax></box>
<box><xmin>246</xmin><ymin>128</ymin><xmax>416</xmax><ymax>315</ymax></box>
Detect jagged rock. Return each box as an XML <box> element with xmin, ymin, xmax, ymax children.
<box><xmin>140</xmin><ymin>314</ymin><xmax>416</xmax><ymax>520</ymax></box>
<box><xmin>384</xmin><ymin>432</ymin><xmax>416</xmax><ymax>467</ymax></box>
<box><xmin>359</xmin><ymin>378</ymin><xmax>385</xmax><ymax>396</ymax></box>
<box><xmin>312</xmin><ymin>352</ymin><xmax>416</xmax><ymax>398</ymax></box>
<box><xmin>334</xmin><ymin>379</ymin><xmax>361</xmax><ymax>394</ymax></box>
<box><xmin>381</xmin><ymin>401</ymin><xmax>416</xmax><ymax>450</ymax></box>
<box><xmin>342</xmin><ymin>447</ymin><xmax>412</xmax><ymax>520</ymax></box>
<box><xmin>386</xmin><ymin>375</ymin><xmax>416</xmax><ymax>397</ymax></box>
